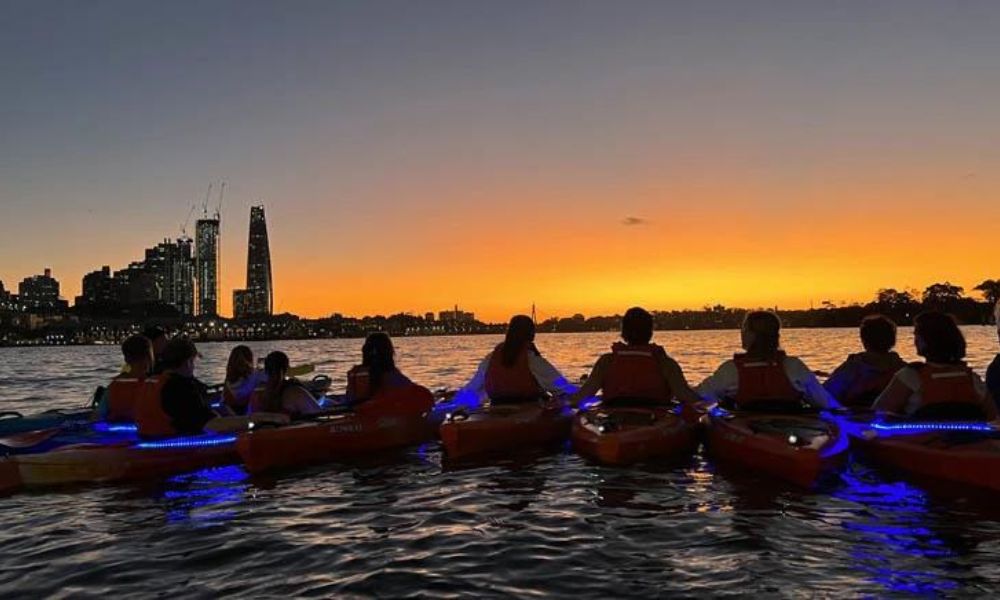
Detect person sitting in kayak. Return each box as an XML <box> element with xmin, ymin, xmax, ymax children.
<box><xmin>571</xmin><ymin>307</ymin><xmax>699</xmax><ymax>407</ymax></box>
<box><xmin>873</xmin><ymin>311</ymin><xmax>996</xmax><ymax>420</ymax></box>
<box><xmin>823</xmin><ymin>314</ymin><xmax>906</xmax><ymax>408</ymax></box>
<box><xmin>250</xmin><ymin>351</ymin><xmax>324</xmax><ymax>418</ymax></box>
<box><xmin>986</xmin><ymin>301</ymin><xmax>1000</xmax><ymax>408</ymax></box>
<box><xmin>101</xmin><ymin>334</ymin><xmax>155</xmax><ymax>422</ymax></box>
<box><xmin>142</xmin><ymin>325</ymin><xmax>169</xmax><ymax>375</ymax></box>
<box><xmin>345</xmin><ymin>333</ymin><xmax>434</xmax><ymax>414</ymax></box>
<box><xmin>454</xmin><ymin>315</ymin><xmax>576</xmax><ymax>406</ymax></box>
<box><xmin>698</xmin><ymin>311</ymin><xmax>839</xmax><ymax>411</ymax></box>
<box><xmin>135</xmin><ymin>338</ymin><xmax>217</xmax><ymax>437</ymax></box>
<box><xmin>223</xmin><ymin>345</ymin><xmax>267</xmax><ymax>415</ymax></box>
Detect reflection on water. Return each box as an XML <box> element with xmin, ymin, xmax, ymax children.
<box><xmin>1</xmin><ymin>330</ymin><xmax>999</xmax><ymax>596</ymax></box>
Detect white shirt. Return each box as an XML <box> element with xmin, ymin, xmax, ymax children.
<box><xmin>887</xmin><ymin>365</ymin><xmax>988</xmax><ymax>416</ymax></box>
<box><xmin>696</xmin><ymin>355</ymin><xmax>839</xmax><ymax>409</ymax></box>
<box><xmin>455</xmin><ymin>349</ymin><xmax>577</xmax><ymax>406</ymax></box>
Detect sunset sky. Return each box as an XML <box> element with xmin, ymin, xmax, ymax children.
<box><xmin>1</xmin><ymin>1</ymin><xmax>998</xmax><ymax>321</ymax></box>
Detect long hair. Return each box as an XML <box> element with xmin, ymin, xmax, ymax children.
<box><xmin>914</xmin><ymin>311</ymin><xmax>966</xmax><ymax>364</ymax></box>
<box><xmin>225</xmin><ymin>345</ymin><xmax>254</xmax><ymax>384</ymax></box>
<box><xmin>501</xmin><ymin>315</ymin><xmax>536</xmax><ymax>367</ymax></box>
<box><xmin>743</xmin><ymin>311</ymin><xmax>782</xmax><ymax>358</ymax></box>
<box><xmin>262</xmin><ymin>351</ymin><xmax>290</xmax><ymax>412</ymax></box>
<box><xmin>362</xmin><ymin>333</ymin><xmax>396</xmax><ymax>395</ymax></box>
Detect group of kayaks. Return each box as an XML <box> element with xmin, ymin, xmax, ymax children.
<box><xmin>1</xmin><ymin>395</ymin><xmax>998</xmax><ymax>496</ymax></box>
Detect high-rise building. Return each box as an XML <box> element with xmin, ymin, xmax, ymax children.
<box><xmin>78</xmin><ymin>266</ymin><xmax>116</xmax><ymax>306</ymax></box>
<box><xmin>233</xmin><ymin>205</ymin><xmax>273</xmax><ymax>318</ymax></box>
<box><xmin>195</xmin><ymin>217</ymin><xmax>220</xmax><ymax>316</ymax></box>
<box><xmin>19</xmin><ymin>268</ymin><xmax>65</xmax><ymax>311</ymax></box>
<box><xmin>142</xmin><ymin>238</ymin><xmax>196</xmax><ymax>316</ymax></box>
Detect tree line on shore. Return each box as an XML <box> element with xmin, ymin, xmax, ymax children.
<box><xmin>537</xmin><ymin>280</ymin><xmax>1000</xmax><ymax>333</ymax></box>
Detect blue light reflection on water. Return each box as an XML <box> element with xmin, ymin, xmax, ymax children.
<box><xmin>835</xmin><ymin>463</ymin><xmax>959</xmax><ymax>595</ymax></box>
<box><xmin>163</xmin><ymin>466</ymin><xmax>250</xmax><ymax>525</ymax></box>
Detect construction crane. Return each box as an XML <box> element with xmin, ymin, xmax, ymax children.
<box><xmin>215</xmin><ymin>181</ymin><xmax>225</xmax><ymax>219</ymax></box>
<box><xmin>201</xmin><ymin>183</ymin><xmax>213</xmax><ymax>218</ymax></box>
<box><xmin>180</xmin><ymin>202</ymin><xmax>197</xmax><ymax>239</ymax></box>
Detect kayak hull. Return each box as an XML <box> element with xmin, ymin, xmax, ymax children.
<box><xmin>706</xmin><ymin>411</ymin><xmax>846</xmax><ymax>488</ymax></box>
<box><xmin>439</xmin><ymin>402</ymin><xmax>571</xmax><ymax>460</ymax></box>
<box><xmin>237</xmin><ymin>413</ymin><xmax>436</xmax><ymax>474</ymax></box>
<box><xmin>13</xmin><ymin>436</ymin><xmax>237</xmax><ymax>488</ymax></box>
<box><xmin>572</xmin><ymin>406</ymin><xmax>698</xmax><ymax>466</ymax></box>
<box><xmin>853</xmin><ymin>432</ymin><xmax>1000</xmax><ymax>492</ymax></box>
<box><xmin>0</xmin><ymin>459</ymin><xmax>21</xmax><ymax>495</ymax></box>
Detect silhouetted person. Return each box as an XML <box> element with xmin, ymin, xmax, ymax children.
<box><xmin>455</xmin><ymin>315</ymin><xmax>575</xmax><ymax>406</ymax></box>
<box><xmin>873</xmin><ymin>311</ymin><xmax>996</xmax><ymax>420</ymax></box>
<box><xmin>698</xmin><ymin>311</ymin><xmax>839</xmax><ymax>410</ymax></box>
<box><xmin>252</xmin><ymin>351</ymin><xmax>323</xmax><ymax>418</ymax></box>
<box><xmin>572</xmin><ymin>307</ymin><xmax>698</xmax><ymax>406</ymax></box>
<box><xmin>824</xmin><ymin>315</ymin><xmax>906</xmax><ymax>408</ymax></box>
<box><xmin>142</xmin><ymin>325</ymin><xmax>169</xmax><ymax>375</ymax></box>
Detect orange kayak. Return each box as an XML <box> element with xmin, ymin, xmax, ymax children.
<box><xmin>850</xmin><ymin>421</ymin><xmax>1000</xmax><ymax>492</ymax></box>
<box><xmin>11</xmin><ymin>434</ymin><xmax>237</xmax><ymax>490</ymax></box>
<box><xmin>706</xmin><ymin>409</ymin><xmax>847</xmax><ymax>488</ymax></box>
<box><xmin>237</xmin><ymin>412</ymin><xmax>437</xmax><ymax>474</ymax></box>
<box><xmin>439</xmin><ymin>401</ymin><xmax>572</xmax><ymax>460</ymax></box>
<box><xmin>572</xmin><ymin>404</ymin><xmax>698</xmax><ymax>466</ymax></box>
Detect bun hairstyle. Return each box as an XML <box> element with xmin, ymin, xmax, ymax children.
<box><xmin>743</xmin><ymin>311</ymin><xmax>782</xmax><ymax>358</ymax></box>
<box><xmin>262</xmin><ymin>351</ymin><xmax>291</xmax><ymax>412</ymax></box>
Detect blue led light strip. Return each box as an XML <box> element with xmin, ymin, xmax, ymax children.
<box><xmin>136</xmin><ymin>435</ymin><xmax>237</xmax><ymax>450</ymax></box>
<box><xmin>92</xmin><ymin>422</ymin><xmax>139</xmax><ymax>433</ymax></box>
<box><xmin>870</xmin><ymin>421</ymin><xmax>995</xmax><ymax>433</ymax></box>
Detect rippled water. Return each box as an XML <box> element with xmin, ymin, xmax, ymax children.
<box><xmin>2</xmin><ymin>328</ymin><xmax>1000</xmax><ymax>597</ymax></box>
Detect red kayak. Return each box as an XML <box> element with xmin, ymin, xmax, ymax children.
<box><xmin>706</xmin><ymin>408</ymin><xmax>847</xmax><ymax>488</ymax></box>
<box><xmin>850</xmin><ymin>421</ymin><xmax>1000</xmax><ymax>492</ymax></box>
<box><xmin>572</xmin><ymin>404</ymin><xmax>698</xmax><ymax>466</ymax></box>
<box><xmin>439</xmin><ymin>400</ymin><xmax>572</xmax><ymax>460</ymax></box>
<box><xmin>237</xmin><ymin>411</ymin><xmax>436</xmax><ymax>474</ymax></box>
<box><xmin>10</xmin><ymin>434</ymin><xmax>238</xmax><ymax>491</ymax></box>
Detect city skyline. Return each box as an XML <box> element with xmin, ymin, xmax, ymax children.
<box><xmin>2</xmin><ymin>2</ymin><xmax>1000</xmax><ymax>321</ymax></box>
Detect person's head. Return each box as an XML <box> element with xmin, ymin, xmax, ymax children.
<box><xmin>226</xmin><ymin>345</ymin><xmax>254</xmax><ymax>383</ymax></box>
<box><xmin>501</xmin><ymin>315</ymin><xmax>536</xmax><ymax>366</ymax></box>
<box><xmin>362</xmin><ymin>333</ymin><xmax>395</xmax><ymax>393</ymax></box>
<box><xmin>621</xmin><ymin>307</ymin><xmax>654</xmax><ymax>345</ymax></box>
<box><xmin>262</xmin><ymin>351</ymin><xmax>291</xmax><ymax>412</ymax></box>
<box><xmin>160</xmin><ymin>337</ymin><xmax>199</xmax><ymax>377</ymax></box>
<box><xmin>914</xmin><ymin>311</ymin><xmax>966</xmax><ymax>364</ymax></box>
<box><xmin>741</xmin><ymin>311</ymin><xmax>782</xmax><ymax>357</ymax></box>
<box><xmin>120</xmin><ymin>335</ymin><xmax>153</xmax><ymax>373</ymax></box>
<box><xmin>142</xmin><ymin>325</ymin><xmax>168</xmax><ymax>358</ymax></box>
<box><xmin>859</xmin><ymin>314</ymin><xmax>897</xmax><ymax>354</ymax></box>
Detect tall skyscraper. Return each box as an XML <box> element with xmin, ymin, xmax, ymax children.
<box><xmin>195</xmin><ymin>216</ymin><xmax>220</xmax><ymax>316</ymax></box>
<box><xmin>142</xmin><ymin>238</ymin><xmax>196</xmax><ymax>316</ymax></box>
<box><xmin>233</xmin><ymin>205</ymin><xmax>273</xmax><ymax>318</ymax></box>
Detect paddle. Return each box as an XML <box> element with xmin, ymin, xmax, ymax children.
<box><xmin>0</xmin><ymin>427</ymin><xmax>62</xmax><ymax>449</ymax></box>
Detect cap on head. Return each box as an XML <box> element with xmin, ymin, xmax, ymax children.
<box><xmin>161</xmin><ymin>337</ymin><xmax>199</xmax><ymax>370</ymax></box>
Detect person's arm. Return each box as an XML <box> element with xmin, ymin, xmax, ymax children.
<box><xmin>871</xmin><ymin>372</ymin><xmax>913</xmax><ymax>416</ymax></box>
<box><xmin>569</xmin><ymin>354</ymin><xmax>611</xmax><ymax>405</ymax></box>
<box><xmin>528</xmin><ymin>352</ymin><xmax>577</xmax><ymax>396</ymax></box>
<box><xmin>282</xmin><ymin>386</ymin><xmax>324</xmax><ymax>417</ymax></box>
<box><xmin>695</xmin><ymin>361</ymin><xmax>737</xmax><ymax>404</ymax></box>
<box><xmin>658</xmin><ymin>354</ymin><xmax>701</xmax><ymax>405</ymax></box>
<box><xmin>788</xmin><ymin>358</ymin><xmax>840</xmax><ymax>409</ymax></box>
<box><xmin>821</xmin><ymin>358</ymin><xmax>855</xmax><ymax>403</ymax></box>
<box><xmin>451</xmin><ymin>353</ymin><xmax>492</xmax><ymax>407</ymax></box>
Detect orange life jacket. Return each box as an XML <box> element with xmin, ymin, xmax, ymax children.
<box><xmin>733</xmin><ymin>352</ymin><xmax>802</xmax><ymax>408</ymax></box>
<box><xmin>105</xmin><ymin>374</ymin><xmax>148</xmax><ymax>422</ymax></box>
<box><xmin>347</xmin><ymin>365</ymin><xmax>373</xmax><ymax>401</ymax></box>
<box><xmin>913</xmin><ymin>363</ymin><xmax>984</xmax><ymax>416</ymax></box>
<box><xmin>841</xmin><ymin>355</ymin><xmax>901</xmax><ymax>408</ymax></box>
<box><xmin>134</xmin><ymin>374</ymin><xmax>177</xmax><ymax>438</ymax></box>
<box><xmin>484</xmin><ymin>343</ymin><xmax>543</xmax><ymax>401</ymax></box>
<box><xmin>354</xmin><ymin>380</ymin><xmax>434</xmax><ymax>419</ymax></box>
<box><xmin>603</xmin><ymin>342</ymin><xmax>672</xmax><ymax>403</ymax></box>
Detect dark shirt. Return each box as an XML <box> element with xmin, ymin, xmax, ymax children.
<box><xmin>987</xmin><ymin>354</ymin><xmax>1000</xmax><ymax>406</ymax></box>
<box><xmin>161</xmin><ymin>373</ymin><xmax>215</xmax><ymax>435</ymax></box>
